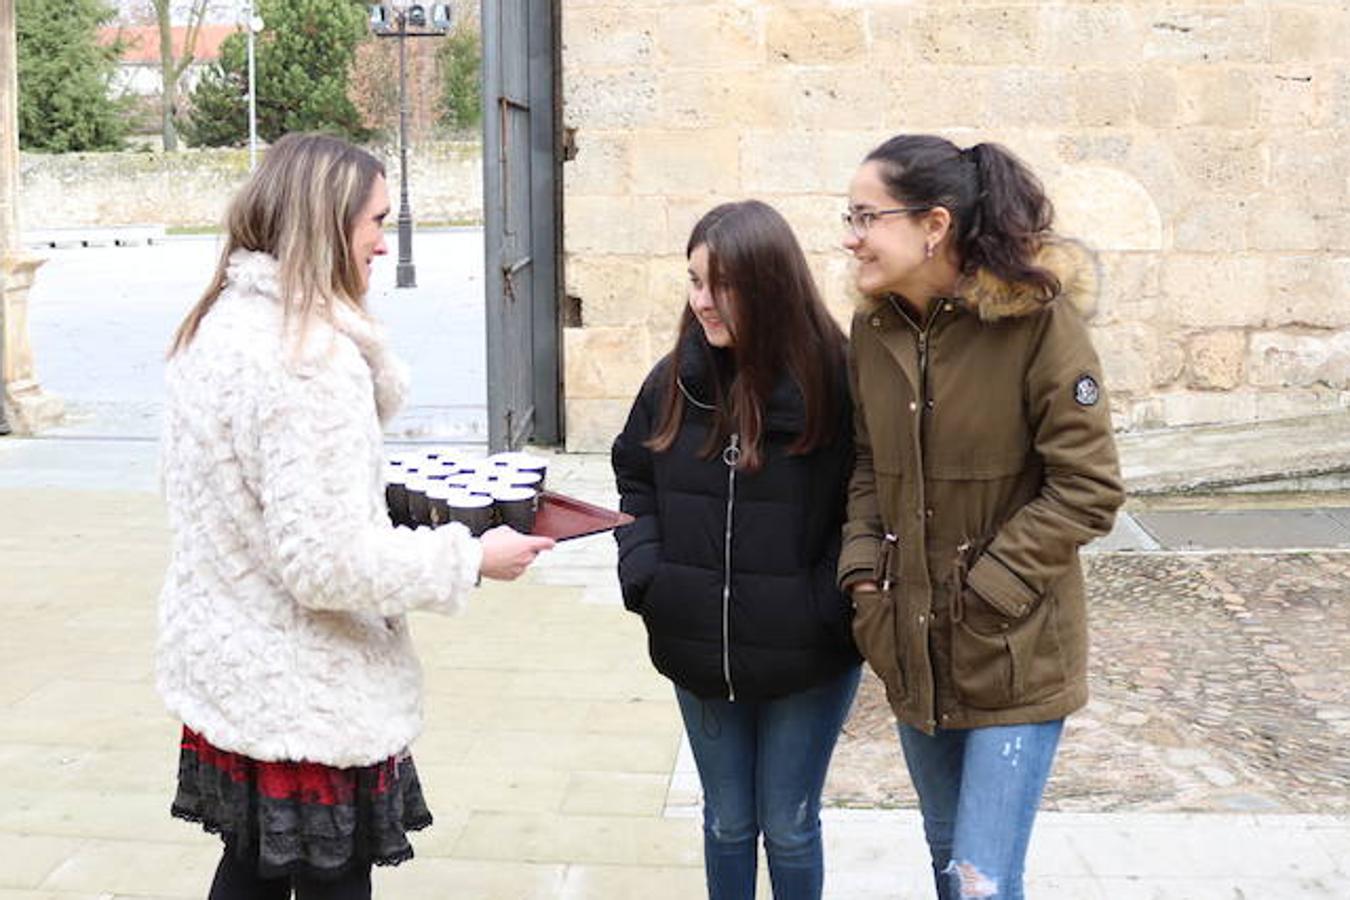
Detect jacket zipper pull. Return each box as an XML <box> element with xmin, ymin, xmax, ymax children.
<box><xmin>952</xmin><ymin>540</ymin><xmax>972</xmax><ymax>624</ymax></box>
<box><xmin>880</xmin><ymin>532</ymin><xmax>899</xmax><ymax>593</ymax></box>
<box><xmin>722</xmin><ymin>433</ymin><xmax>741</xmax><ymax>467</ymax></box>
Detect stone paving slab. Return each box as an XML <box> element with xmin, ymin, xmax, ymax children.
<box><xmin>1092</xmin><ymin>510</ymin><xmax>1162</xmax><ymax>551</ymax></box>
<box><xmin>1133</xmin><ymin>508</ymin><xmax>1350</xmax><ymax>550</ymax></box>
<box><xmin>0</xmin><ymin>436</ymin><xmax>160</xmax><ymax>491</ymax></box>
<box><xmin>1324</xmin><ymin>507</ymin><xmax>1350</xmax><ymax>530</ymax></box>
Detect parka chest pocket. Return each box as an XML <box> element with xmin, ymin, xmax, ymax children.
<box><xmin>851</xmin><ymin>534</ymin><xmax>906</xmax><ymax>707</ymax></box>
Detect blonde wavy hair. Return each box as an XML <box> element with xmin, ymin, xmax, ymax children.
<box><xmin>169</xmin><ymin>132</ymin><xmax>386</xmax><ymax>357</ymax></box>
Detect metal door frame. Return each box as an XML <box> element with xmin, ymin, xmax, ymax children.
<box><xmin>482</xmin><ymin>0</ymin><xmax>562</xmax><ymax>451</ymax></box>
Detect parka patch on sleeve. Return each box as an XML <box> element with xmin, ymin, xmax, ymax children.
<box><xmin>1072</xmin><ymin>373</ymin><xmax>1100</xmax><ymax>407</ymax></box>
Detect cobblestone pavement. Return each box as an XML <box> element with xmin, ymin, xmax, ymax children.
<box><xmin>826</xmin><ymin>551</ymin><xmax>1350</xmax><ymax>814</ymax></box>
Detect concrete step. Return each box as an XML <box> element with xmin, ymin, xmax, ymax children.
<box><xmin>1118</xmin><ymin>411</ymin><xmax>1350</xmax><ymax>496</ymax></box>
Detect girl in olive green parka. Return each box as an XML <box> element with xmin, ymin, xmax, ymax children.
<box><xmin>838</xmin><ymin>134</ymin><xmax>1124</xmax><ymax>900</ymax></box>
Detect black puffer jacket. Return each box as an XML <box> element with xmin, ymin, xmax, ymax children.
<box><xmin>611</xmin><ymin>333</ymin><xmax>860</xmax><ymax>702</ymax></box>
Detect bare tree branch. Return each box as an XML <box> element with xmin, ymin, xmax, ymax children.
<box><xmin>153</xmin><ymin>0</ymin><xmax>214</xmax><ymax>151</ymax></box>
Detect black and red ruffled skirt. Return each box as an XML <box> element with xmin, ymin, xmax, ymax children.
<box><xmin>171</xmin><ymin>726</ymin><xmax>432</xmax><ymax>880</ymax></box>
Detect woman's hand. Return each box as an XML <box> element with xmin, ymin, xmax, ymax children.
<box><xmin>478</xmin><ymin>526</ymin><xmax>555</xmax><ymax>581</ymax></box>
<box><xmin>850</xmin><ymin>579</ymin><xmax>881</xmax><ymax>598</ymax></box>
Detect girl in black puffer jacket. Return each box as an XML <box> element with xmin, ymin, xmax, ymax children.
<box><xmin>612</xmin><ymin>200</ymin><xmax>861</xmax><ymax>900</ymax></box>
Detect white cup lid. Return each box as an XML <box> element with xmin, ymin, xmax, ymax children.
<box><xmin>424</xmin><ymin>481</ymin><xmax>454</xmax><ymax>500</ymax></box>
<box><xmin>445</xmin><ymin>489</ymin><xmax>493</xmax><ymax>509</ymax></box>
<box><xmin>491</xmin><ymin>486</ymin><xmax>537</xmax><ymax>502</ymax></box>
<box><xmin>487</xmin><ymin>451</ymin><xmax>548</xmax><ymax>470</ymax></box>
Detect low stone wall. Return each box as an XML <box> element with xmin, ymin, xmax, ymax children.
<box><xmin>18</xmin><ymin>140</ymin><xmax>484</xmax><ymax>229</ymax></box>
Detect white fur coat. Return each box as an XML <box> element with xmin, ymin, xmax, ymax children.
<box><xmin>156</xmin><ymin>249</ymin><xmax>482</xmax><ymax>767</ymax></box>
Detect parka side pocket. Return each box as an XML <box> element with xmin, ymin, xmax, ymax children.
<box><xmin>851</xmin><ymin>533</ymin><xmax>905</xmax><ymax>705</ymax></box>
<box><xmin>852</xmin><ymin>589</ymin><xmax>906</xmax><ymax>707</ymax></box>
<box><xmin>951</xmin><ymin>588</ymin><xmax>1063</xmax><ymax>709</ymax></box>
<box><xmin>950</xmin><ymin>546</ymin><xmax>1065</xmax><ymax>710</ymax></box>
<box><xmin>947</xmin><ymin>541</ymin><xmax>1009</xmax><ymax>709</ymax></box>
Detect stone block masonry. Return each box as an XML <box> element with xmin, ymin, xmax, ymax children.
<box><xmin>560</xmin><ymin>0</ymin><xmax>1350</xmax><ymax>451</ymax></box>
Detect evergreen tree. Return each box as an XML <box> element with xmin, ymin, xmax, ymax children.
<box><xmin>180</xmin><ymin>54</ymin><xmax>248</xmax><ymax>148</ymax></box>
<box><xmin>16</xmin><ymin>0</ymin><xmax>130</xmax><ymax>152</ymax></box>
<box><xmin>436</xmin><ymin>25</ymin><xmax>481</xmax><ymax>132</ymax></box>
<box><xmin>184</xmin><ymin>0</ymin><xmax>371</xmax><ymax>147</ymax></box>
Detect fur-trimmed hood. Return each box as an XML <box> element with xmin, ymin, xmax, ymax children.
<box><xmin>862</xmin><ymin>238</ymin><xmax>1100</xmax><ymax>323</ymax></box>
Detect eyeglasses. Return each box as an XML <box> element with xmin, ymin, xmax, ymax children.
<box><xmin>841</xmin><ymin>206</ymin><xmax>933</xmax><ymax>239</ymax></box>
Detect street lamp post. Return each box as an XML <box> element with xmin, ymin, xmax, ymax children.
<box><xmin>369</xmin><ymin>2</ymin><xmax>452</xmax><ymax>289</ymax></box>
<box><xmin>240</xmin><ymin>1</ymin><xmax>263</xmax><ymax>170</ymax></box>
<box><xmin>393</xmin><ymin>8</ymin><xmax>413</xmax><ymax>287</ymax></box>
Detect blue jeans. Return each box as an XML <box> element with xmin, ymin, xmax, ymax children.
<box><xmin>675</xmin><ymin>665</ymin><xmax>861</xmax><ymax>900</ymax></box>
<box><xmin>899</xmin><ymin>719</ymin><xmax>1065</xmax><ymax>900</ymax></box>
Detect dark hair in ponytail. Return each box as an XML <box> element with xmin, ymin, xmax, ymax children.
<box><xmin>864</xmin><ymin>135</ymin><xmax>1060</xmax><ymax>301</ymax></box>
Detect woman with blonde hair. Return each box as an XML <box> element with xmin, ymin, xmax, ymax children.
<box><xmin>158</xmin><ymin>132</ymin><xmax>553</xmax><ymax>899</ymax></box>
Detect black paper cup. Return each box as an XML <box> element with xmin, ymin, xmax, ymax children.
<box><xmin>491</xmin><ymin>485</ymin><xmax>539</xmax><ymax>534</ymax></box>
<box><xmin>384</xmin><ymin>463</ymin><xmax>411</xmax><ymax>527</ymax></box>
<box><xmin>445</xmin><ymin>489</ymin><xmax>495</xmax><ymax>536</ymax></box>
<box><xmin>404</xmin><ymin>477</ymin><xmax>432</xmax><ymax>528</ymax></box>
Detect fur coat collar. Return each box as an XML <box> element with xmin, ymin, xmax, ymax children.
<box><xmin>224</xmin><ymin>249</ymin><xmax>410</xmax><ymax>425</ymax></box>
<box><xmin>861</xmin><ymin>238</ymin><xmax>1100</xmax><ymax>323</ymax></box>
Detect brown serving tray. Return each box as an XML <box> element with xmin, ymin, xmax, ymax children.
<box><xmin>532</xmin><ymin>490</ymin><xmax>634</xmax><ymax>541</ymax></box>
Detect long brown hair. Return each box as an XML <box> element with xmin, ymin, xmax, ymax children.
<box><xmin>865</xmin><ymin>134</ymin><xmax>1060</xmax><ymax>301</ymax></box>
<box><xmin>169</xmin><ymin>132</ymin><xmax>386</xmax><ymax>357</ymax></box>
<box><xmin>647</xmin><ymin>200</ymin><xmax>845</xmax><ymax>472</ymax></box>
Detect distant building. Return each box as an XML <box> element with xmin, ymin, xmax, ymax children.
<box><xmin>98</xmin><ymin>24</ymin><xmax>237</xmax><ymax>97</ymax></box>
<box><xmin>108</xmin><ymin>0</ymin><xmax>240</xmax><ymax>28</ymax></box>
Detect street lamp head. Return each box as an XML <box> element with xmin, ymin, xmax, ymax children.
<box><xmin>408</xmin><ymin>4</ymin><xmax>427</xmax><ymax>28</ymax></box>
<box><xmin>431</xmin><ymin>3</ymin><xmax>452</xmax><ymax>31</ymax></box>
<box><xmin>368</xmin><ymin>4</ymin><xmax>390</xmax><ymax>33</ymax></box>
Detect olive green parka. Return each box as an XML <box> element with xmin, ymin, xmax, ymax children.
<box><xmin>838</xmin><ymin>242</ymin><xmax>1125</xmax><ymax>733</ymax></box>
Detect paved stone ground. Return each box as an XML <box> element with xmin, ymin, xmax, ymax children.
<box><xmin>3</xmin><ymin>454</ymin><xmax>1347</xmax><ymax>897</ymax></box>
<box><xmin>826</xmin><ymin>551</ymin><xmax>1350</xmax><ymax>815</ymax></box>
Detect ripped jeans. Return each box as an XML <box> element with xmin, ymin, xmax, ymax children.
<box><xmin>674</xmin><ymin>665</ymin><xmax>861</xmax><ymax>900</ymax></box>
<box><xmin>899</xmin><ymin>719</ymin><xmax>1065</xmax><ymax>900</ymax></box>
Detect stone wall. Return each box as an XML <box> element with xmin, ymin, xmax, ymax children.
<box><xmin>18</xmin><ymin>140</ymin><xmax>484</xmax><ymax>229</ymax></box>
<box><xmin>559</xmin><ymin>0</ymin><xmax>1350</xmax><ymax>451</ymax></box>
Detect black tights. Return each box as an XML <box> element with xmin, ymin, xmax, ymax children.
<box><xmin>208</xmin><ymin>847</ymin><xmax>372</xmax><ymax>900</ymax></box>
